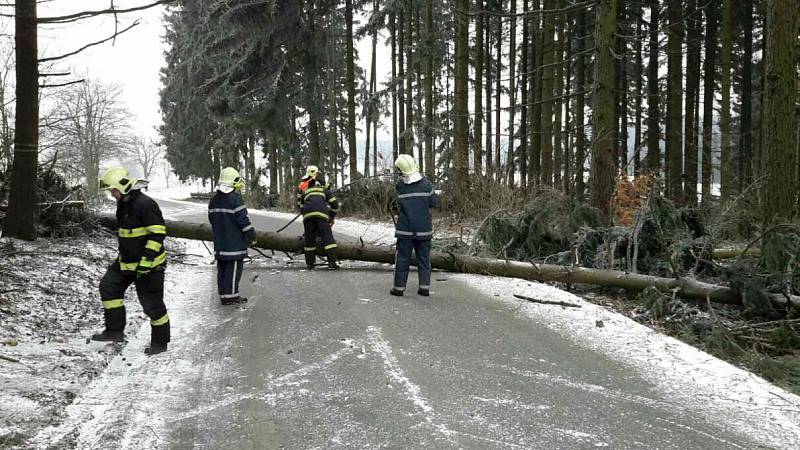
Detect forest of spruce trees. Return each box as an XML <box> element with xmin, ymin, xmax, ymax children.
<box><xmin>1</xmin><ymin>0</ymin><xmax>798</xmax><ymax>238</ymax></box>
<box><xmin>154</xmin><ymin>0</ymin><xmax>799</xmax><ymax>224</ymax></box>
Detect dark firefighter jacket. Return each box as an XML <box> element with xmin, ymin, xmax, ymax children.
<box><xmin>297</xmin><ymin>177</ymin><xmax>340</xmax><ymax>222</ymax></box>
<box><xmin>116</xmin><ymin>190</ymin><xmax>167</xmax><ymax>272</ymax></box>
<box><xmin>395</xmin><ymin>177</ymin><xmax>438</xmax><ymax>240</ymax></box>
<box><xmin>208</xmin><ymin>191</ymin><xmax>256</xmax><ymax>260</ymax></box>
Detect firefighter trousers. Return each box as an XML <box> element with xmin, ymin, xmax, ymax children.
<box><xmin>99</xmin><ymin>263</ymin><xmax>170</xmax><ymax>345</ymax></box>
<box><xmin>216</xmin><ymin>258</ymin><xmax>245</xmax><ymax>302</ymax></box>
<box><xmin>393</xmin><ymin>238</ymin><xmax>432</xmax><ymax>292</ymax></box>
<box><xmin>303</xmin><ymin>218</ymin><xmax>338</xmax><ymax>267</ymax></box>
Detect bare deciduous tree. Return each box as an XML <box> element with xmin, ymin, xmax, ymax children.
<box><xmin>127</xmin><ymin>136</ymin><xmax>163</xmax><ymax>181</ymax></box>
<box><xmin>40</xmin><ymin>79</ymin><xmax>132</xmax><ymax>194</ymax></box>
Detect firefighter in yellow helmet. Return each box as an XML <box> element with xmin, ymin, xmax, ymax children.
<box><xmin>297</xmin><ymin>165</ymin><xmax>340</xmax><ymax>269</ymax></box>
<box><xmin>208</xmin><ymin>167</ymin><xmax>257</xmax><ymax>305</ymax></box>
<box><xmin>93</xmin><ymin>167</ymin><xmax>170</xmax><ymax>355</ymax></box>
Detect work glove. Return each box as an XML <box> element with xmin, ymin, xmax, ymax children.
<box><xmin>246</xmin><ymin>229</ymin><xmax>257</xmax><ymax>247</ymax></box>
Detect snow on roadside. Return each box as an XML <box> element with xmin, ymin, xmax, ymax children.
<box><xmin>461</xmin><ymin>275</ymin><xmax>800</xmax><ymax>449</ymax></box>
<box><xmin>30</xmin><ymin>240</ymin><xmax>215</xmax><ymax>449</ymax></box>
<box><xmin>0</xmin><ymin>233</ymin><xmax>128</xmax><ymax>448</ymax></box>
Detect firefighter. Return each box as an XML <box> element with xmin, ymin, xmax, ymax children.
<box><xmin>208</xmin><ymin>167</ymin><xmax>257</xmax><ymax>305</ymax></box>
<box><xmin>297</xmin><ymin>165</ymin><xmax>340</xmax><ymax>270</ymax></box>
<box><xmin>390</xmin><ymin>154</ymin><xmax>438</xmax><ymax>297</ymax></box>
<box><xmin>92</xmin><ymin>167</ymin><xmax>170</xmax><ymax>355</ymax></box>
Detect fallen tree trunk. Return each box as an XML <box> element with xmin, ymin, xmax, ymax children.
<box><xmin>97</xmin><ymin>214</ymin><xmax>798</xmax><ymax>308</ymax></box>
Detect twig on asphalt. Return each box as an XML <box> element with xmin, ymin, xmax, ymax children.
<box><xmin>513</xmin><ymin>293</ymin><xmax>582</xmax><ymax>308</ymax></box>
<box><xmin>0</xmin><ymin>353</ymin><xmax>20</xmax><ymax>363</ymax></box>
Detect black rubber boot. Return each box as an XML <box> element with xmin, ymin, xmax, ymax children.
<box><xmin>91</xmin><ymin>330</ymin><xmax>125</xmax><ymax>342</ymax></box>
<box><xmin>144</xmin><ymin>343</ymin><xmax>168</xmax><ymax>355</ymax></box>
<box><xmin>221</xmin><ymin>296</ymin><xmax>247</xmax><ymax>305</ymax></box>
<box><xmin>417</xmin><ymin>289</ymin><xmax>430</xmax><ymax>297</ymax></box>
<box><xmin>390</xmin><ymin>288</ymin><xmax>404</xmax><ymax>297</ymax></box>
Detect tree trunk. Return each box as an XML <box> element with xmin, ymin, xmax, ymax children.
<box><xmin>633</xmin><ymin>5</ymin><xmax>643</xmax><ymax>177</ymax></box>
<box><xmin>405</xmin><ymin>2</ymin><xmax>415</xmax><ymax>157</ymax></box>
<box><xmin>4</xmin><ymin>0</ymin><xmax>39</xmax><ymax>241</ymax></box>
<box><xmin>719</xmin><ymin>0</ymin><xmax>733</xmax><ymax>200</ymax></box>
<box><xmin>760</xmin><ymin>0</ymin><xmax>799</xmax><ymax>222</ymax></box>
<box><xmin>519</xmin><ymin>0</ymin><xmax>529</xmax><ymax>188</ymax></box>
<box><xmin>364</xmin><ymin>10</ymin><xmax>377</xmax><ymax>178</ymax></box>
<box><xmin>425</xmin><ymin>0</ymin><xmax>435</xmax><ymax>180</ymax></box>
<box><xmin>553</xmin><ymin>7</ymin><xmax>564</xmax><ymax>189</ymax></box>
<box><xmin>701</xmin><ymin>0</ymin><xmax>718</xmax><ymax>202</ymax></box>
<box><xmin>345</xmin><ymin>0</ymin><xmax>358</xmax><ymax>182</ymax></box>
<box><xmin>485</xmin><ymin>10</ymin><xmax>494</xmax><ymax>180</ymax></box>
<box><xmin>531</xmin><ymin>0</ymin><xmax>543</xmax><ymax>186</ymax></box>
<box><xmin>616</xmin><ymin>1</ymin><xmax>628</xmax><ymax>172</ymax></box>
<box><xmin>528</xmin><ymin>0</ymin><xmax>541</xmax><ymax>187</ymax></box>
<box><xmin>454</xmin><ymin>0</ymin><xmax>470</xmax><ymax>192</ymax></box>
<box><xmin>268</xmin><ymin>138</ymin><xmax>278</xmax><ymax>203</ymax></box>
<box><xmin>391</xmin><ymin>13</ymin><xmax>398</xmax><ymax>162</ymax></box>
<box><xmin>398</xmin><ymin>9</ymin><xmax>406</xmax><ymax>155</ymax></box>
<box><xmin>507</xmin><ymin>0</ymin><xmax>517</xmax><ymax>187</ymax></box>
<box><xmin>494</xmin><ymin>12</ymin><xmax>502</xmax><ymax>183</ymax></box>
<box><xmin>100</xmin><ymin>214</ymin><xmax>789</xmax><ymax>307</ymax></box>
<box><xmin>563</xmin><ymin>7</ymin><xmax>572</xmax><ymax>192</ymax></box>
<box><xmin>474</xmin><ymin>0</ymin><xmax>484</xmax><ymax>178</ymax></box>
<box><xmin>684</xmin><ymin>0</ymin><xmax>701</xmax><ymax>205</ymax></box>
<box><xmin>738</xmin><ymin>0</ymin><xmax>754</xmax><ymax>192</ymax></box>
<box><xmin>540</xmin><ymin>0</ymin><xmax>557</xmax><ymax>186</ymax></box>
<box><xmin>665</xmin><ymin>0</ymin><xmax>684</xmax><ymax>203</ymax></box>
<box><xmin>328</xmin><ymin>11</ymin><xmax>340</xmax><ymax>186</ymax></box>
<box><xmin>590</xmin><ymin>0</ymin><xmax>618</xmax><ymax>216</ymax></box>
<box><xmin>573</xmin><ymin>5</ymin><xmax>585</xmax><ymax>194</ymax></box>
<box><xmin>415</xmin><ymin>5</ymin><xmax>424</xmax><ymax>173</ymax></box>
<box><xmin>646</xmin><ymin>0</ymin><xmax>660</xmax><ymax>175</ymax></box>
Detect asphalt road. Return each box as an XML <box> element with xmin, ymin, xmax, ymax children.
<box><xmin>147</xmin><ymin>197</ymin><xmax>761</xmax><ymax>449</ymax></box>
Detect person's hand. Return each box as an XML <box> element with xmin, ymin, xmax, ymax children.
<box><xmin>329</xmin><ymin>219</ymin><xmax>335</xmax><ymax>227</ymax></box>
<box><xmin>249</xmin><ymin>239</ymin><xmax>257</xmax><ymax>247</ymax></box>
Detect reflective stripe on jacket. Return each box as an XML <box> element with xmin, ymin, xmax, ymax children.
<box><xmin>395</xmin><ymin>177</ymin><xmax>437</xmax><ymax>240</ymax></box>
<box><xmin>116</xmin><ymin>190</ymin><xmax>167</xmax><ymax>271</ymax></box>
<box><xmin>297</xmin><ymin>177</ymin><xmax>339</xmax><ymax>222</ymax></box>
<box><xmin>208</xmin><ymin>191</ymin><xmax>256</xmax><ymax>260</ymax></box>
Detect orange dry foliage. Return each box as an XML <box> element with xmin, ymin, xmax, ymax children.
<box><xmin>611</xmin><ymin>173</ymin><xmax>655</xmax><ymax>226</ymax></box>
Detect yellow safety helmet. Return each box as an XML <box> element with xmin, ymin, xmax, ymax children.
<box><xmin>305</xmin><ymin>165</ymin><xmax>319</xmax><ymax>179</ymax></box>
<box><xmin>219</xmin><ymin>167</ymin><xmax>242</xmax><ymax>190</ymax></box>
<box><xmin>99</xmin><ymin>167</ymin><xmax>136</xmax><ymax>194</ymax></box>
<box><xmin>394</xmin><ymin>154</ymin><xmax>418</xmax><ymax>176</ymax></box>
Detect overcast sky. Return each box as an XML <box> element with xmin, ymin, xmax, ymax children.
<box><xmin>36</xmin><ymin>1</ymin><xmax>168</xmax><ymax>139</ymax></box>
<box><xmin>31</xmin><ymin>1</ymin><xmax>397</xmax><ymax>144</ymax></box>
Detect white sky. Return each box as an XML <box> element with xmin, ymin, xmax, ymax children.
<box><xmin>37</xmin><ymin>1</ymin><xmax>168</xmax><ymax>139</ymax></box>
<box><xmin>32</xmin><ymin>1</ymin><xmax>398</xmax><ymax>144</ymax></box>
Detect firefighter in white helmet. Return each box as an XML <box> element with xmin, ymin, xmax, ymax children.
<box><xmin>390</xmin><ymin>155</ymin><xmax>438</xmax><ymax>297</ymax></box>
<box><xmin>208</xmin><ymin>167</ymin><xmax>257</xmax><ymax>305</ymax></box>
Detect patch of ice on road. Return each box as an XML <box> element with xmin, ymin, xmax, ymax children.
<box><xmin>461</xmin><ymin>274</ymin><xmax>800</xmax><ymax>450</ymax></box>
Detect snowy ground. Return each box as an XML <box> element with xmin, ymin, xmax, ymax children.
<box><xmin>2</xmin><ymin>190</ymin><xmax>800</xmax><ymax>448</ymax></box>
